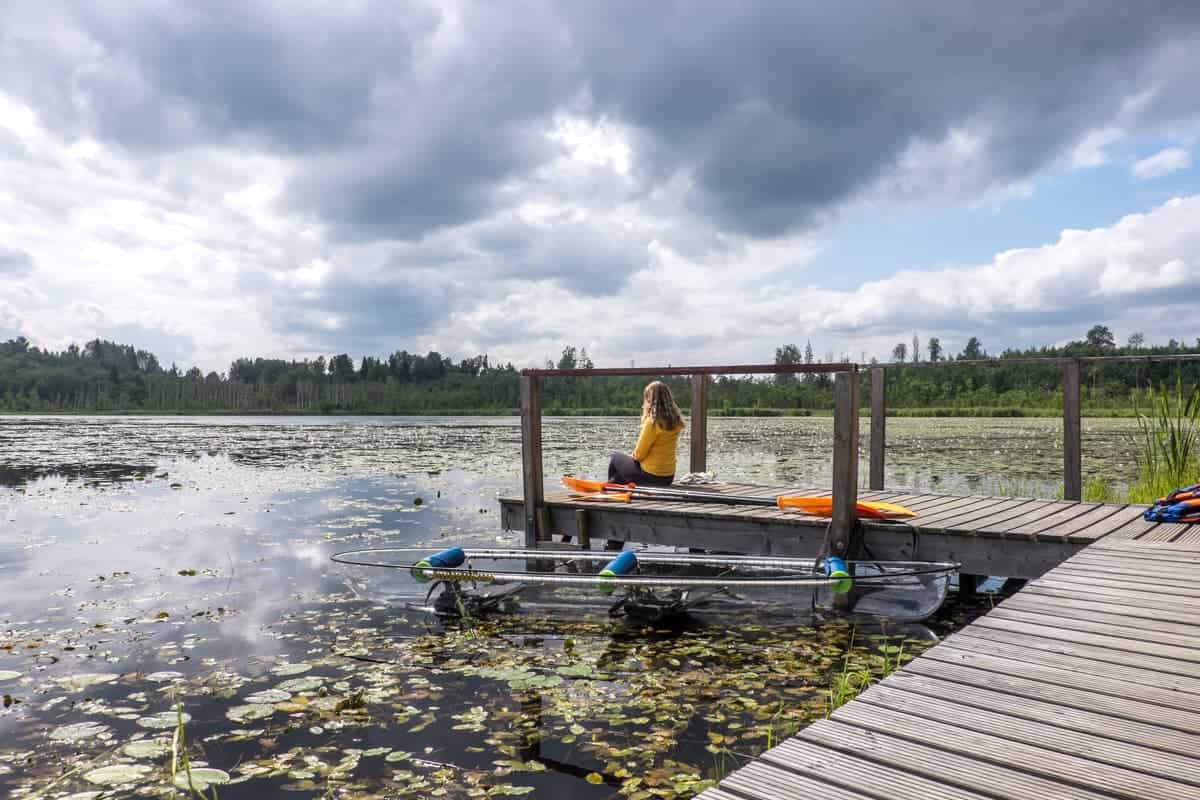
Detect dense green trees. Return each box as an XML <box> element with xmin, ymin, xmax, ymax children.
<box><xmin>1</xmin><ymin>329</ymin><xmax>1198</xmax><ymax>415</ymax></box>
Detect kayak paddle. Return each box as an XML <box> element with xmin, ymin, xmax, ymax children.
<box><xmin>561</xmin><ymin>477</ymin><xmax>913</xmax><ymax>519</ymax></box>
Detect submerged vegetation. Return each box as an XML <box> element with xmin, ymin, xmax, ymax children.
<box><xmin>3</xmin><ymin>327</ymin><xmax>1200</xmax><ymax>415</ymax></box>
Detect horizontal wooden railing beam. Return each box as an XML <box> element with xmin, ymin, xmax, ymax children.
<box><xmin>521</xmin><ymin>363</ymin><xmax>855</xmax><ymax>378</ymax></box>
<box><xmin>873</xmin><ymin>353</ymin><xmax>1200</xmax><ymax>370</ymax></box>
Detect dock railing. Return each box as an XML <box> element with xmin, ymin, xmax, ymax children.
<box><xmin>867</xmin><ymin>353</ymin><xmax>1200</xmax><ymax>501</ymax></box>
<box><xmin>518</xmin><ymin>363</ymin><xmax>857</xmax><ymax>552</ymax></box>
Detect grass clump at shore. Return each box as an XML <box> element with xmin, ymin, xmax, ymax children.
<box><xmin>1128</xmin><ymin>378</ymin><xmax>1200</xmax><ymax>503</ymax></box>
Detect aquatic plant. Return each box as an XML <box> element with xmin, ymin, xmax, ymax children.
<box><xmin>1129</xmin><ymin>378</ymin><xmax>1200</xmax><ymax>502</ymax></box>
<box><xmin>171</xmin><ymin>698</ymin><xmax>226</xmax><ymax>799</ymax></box>
<box><xmin>824</xmin><ymin>629</ymin><xmax>907</xmax><ymax>717</ymax></box>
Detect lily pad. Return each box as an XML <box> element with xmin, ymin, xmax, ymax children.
<box><xmin>227</xmin><ymin>704</ymin><xmax>275</xmax><ymax>723</ymax></box>
<box><xmin>145</xmin><ymin>671</ymin><xmax>184</xmax><ymax>683</ymax></box>
<box><xmin>173</xmin><ymin>767</ymin><xmax>230</xmax><ymax>791</ymax></box>
<box><xmin>84</xmin><ymin>764</ymin><xmax>151</xmax><ymax>785</ymax></box>
<box><xmin>49</xmin><ymin>722</ymin><xmax>111</xmax><ymax>743</ymax></box>
<box><xmin>56</xmin><ymin>673</ymin><xmax>118</xmax><ymax>692</ymax></box>
<box><xmin>245</xmin><ymin>689</ymin><xmax>291</xmax><ymax>704</ymax></box>
<box><xmin>277</xmin><ymin>676</ymin><xmax>324</xmax><ymax>693</ymax></box>
<box><xmin>123</xmin><ymin>738</ymin><xmax>171</xmax><ymax>758</ymax></box>
<box><xmin>0</xmin><ymin>671</ymin><xmax>21</xmax><ymax>682</ymax></box>
<box><xmin>137</xmin><ymin>711</ymin><xmax>188</xmax><ymax>729</ymax></box>
<box><xmin>271</xmin><ymin>662</ymin><xmax>312</xmax><ymax>676</ymax></box>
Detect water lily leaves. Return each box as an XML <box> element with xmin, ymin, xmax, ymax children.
<box><xmin>55</xmin><ymin>673</ymin><xmax>118</xmax><ymax>692</ymax></box>
<box><xmin>123</xmin><ymin>738</ymin><xmax>171</xmax><ymax>758</ymax></box>
<box><xmin>137</xmin><ymin>711</ymin><xmax>188</xmax><ymax>729</ymax></box>
<box><xmin>245</xmin><ymin>689</ymin><xmax>291</xmax><ymax>704</ymax></box>
<box><xmin>145</xmin><ymin>671</ymin><xmax>184</xmax><ymax>683</ymax></box>
<box><xmin>0</xmin><ymin>671</ymin><xmax>21</xmax><ymax>682</ymax></box>
<box><xmin>476</xmin><ymin>667</ymin><xmax>563</xmax><ymax>692</ymax></box>
<box><xmin>452</xmin><ymin>706</ymin><xmax>488</xmax><ymax>731</ymax></box>
<box><xmin>488</xmin><ymin>786</ymin><xmax>536</xmax><ymax>796</ymax></box>
<box><xmin>172</xmin><ymin>767</ymin><xmax>230</xmax><ymax>791</ymax></box>
<box><xmin>277</xmin><ymin>676</ymin><xmax>324</xmax><ymax>693</ymax></box>
<box><xmin>384</xmin><ymin>750</ymin><xmax>414</xmax><ymax>762</ymax></box>
<box><xmin>271</xmin><ymin>662</ymin><xmax>312</xmax><ymax>676</ymax></box>
<box><xmin>83</xmin><ymin>764</ymin><xmax>151</xmax><ymax>785</ymax></box>
<box><xmin>492</xmin><ymin>760</ymin><xmax>547</xmax><ymax>773</ymax></box>
<box><xmin>554</xmin><ymin>664</ymin><xmax>609</xmax><ymax>679</ymax></box>
<box><xmin>49</xmin><ymin>721</ymin><xmax>111</xmax><ymax>742</ymax></box>
<box><xmin>226</xmin><ymin>704</ymin><xmax>276</xmax><ymax>723</ymax></box>
<box><xmin>585</xmin><ymin>773</ymin><xmax>605</xmax><ymax>785</ymax></box>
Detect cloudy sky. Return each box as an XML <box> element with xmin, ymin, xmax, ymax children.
<box><xmin>2</xmin><ymin>1</ymin><xmax>1199</xmax><ymax>372</ymax></box>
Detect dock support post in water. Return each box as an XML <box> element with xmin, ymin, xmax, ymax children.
<box><xmin>1062</xmin><ymin>358</ymin><xmax>1082</xmax><ymax>502</ymax></box>
<box><xmin>830</xmin><ymin>370</ymin><xmax>861</xmax><ymax>558</ymax></box>
<box><xmin>520</xmin><ymin>374</ymin><xmax>544</xmax><ymax>548</ymax></box>
<box><xmin>690</xmin><ymin>374</ymin><xmax>709</xmax><ymax>474</ymax></box>
<box><xmin>869</xmin><ymin>366</ymin><xmax>886</xmax><ymax>491</ymax></box>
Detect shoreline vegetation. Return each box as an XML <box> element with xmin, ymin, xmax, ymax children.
<box><xmin>0</xmin><ymin>405</ymin><xmax>1165</xmax><ymax>418</ymax></box>
<box><xmin>4</xmin><ymin>327</ymin><xmax>1199</xmax><ymax>418</ymax></box>
<box><xmin>4</xmin><ymin>330</ymin><xmax>1200</xmax><ymax>502</ymax></box>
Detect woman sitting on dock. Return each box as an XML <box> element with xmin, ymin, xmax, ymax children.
<box><xmin>608</xmin><ymin>380</ymin><xmax>685</xmax><ymax>487</ymax></box>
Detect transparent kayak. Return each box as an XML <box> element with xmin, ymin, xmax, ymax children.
<box><xmin>331</xmin><ymin>548</ymin><xmax>960</xmax><ymax>624</ymax></box>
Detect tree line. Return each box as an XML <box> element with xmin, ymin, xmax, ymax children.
<box><xmin>1</xmin><ymin>326</ymin><xmax>1198</xmax><ymax>415</ymax></box>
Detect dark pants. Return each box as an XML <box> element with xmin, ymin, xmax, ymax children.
<box><xmin>608</xmin><ymin>452</ymin><xmax>673</xmax><ymax>486</ymax></box>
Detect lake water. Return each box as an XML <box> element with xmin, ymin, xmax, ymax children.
<box><xmin>0</xmin><ymin>415</ymin><xmax>1138</xmax><ymax>798</ymax></box>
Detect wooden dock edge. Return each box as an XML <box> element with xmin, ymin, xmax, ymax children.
<box><xmin>693</xmin><ymin>536</ymin><xmax>1200</xmax><ymax>800</ymax></box>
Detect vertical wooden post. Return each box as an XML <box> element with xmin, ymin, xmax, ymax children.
<box><xmin>575</xmin><ymin>509</ymin><xmax>591</xmax><ymax>550</ymax></box>
<box><xmin>869</xmin><ymin>366</ymin><xmax>886</xmax><ymax>491</ymax></box>
<box><xmin>1062</xmin><ymin>359</ymin><xmax>1082</xmax><ymax>502</ymax></box>
<box><xmin>520</xmin><ymin>374</ymin><xmax>544</xmax><ymax>548</ymax></box>
<box><xmin>830</xmin><ymin>370</ymin><xmax>860</xmax><ymax>556</ymax></box>
<box><xmin>690</xmin><ymin>374</ymin><xmax>709</xmax><ymax>474</ymax></box>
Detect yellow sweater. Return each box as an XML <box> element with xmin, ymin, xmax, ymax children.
<box><xmin>632</xmin><ymin>417</ymin><xmax>685</xmax><ymax>477</ymax></box>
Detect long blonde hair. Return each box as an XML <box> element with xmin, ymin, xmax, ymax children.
<box><xmin>642</xmin><ymin>381</ymin><xmax>684</xmax><ymax>431</ymax></box>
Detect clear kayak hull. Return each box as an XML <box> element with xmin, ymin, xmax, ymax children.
<box><xmin>331</xmin><ymin>548</ymin><xmax>959</xmax><ymax>623</ymax></box>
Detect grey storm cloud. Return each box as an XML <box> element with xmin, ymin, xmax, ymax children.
<box><xmin>5</xmin><ymin>0</ymin><xmax>1200</xmax><ymax>365</ymax></box>
<box><xmin>246</xmin><ymin>265</ymin><xmax>453</xmax><ymax>353</ymax></box>
<box><xmin>6</xmin><ymin>1</ymin><xmax>1200</xmax><ymax>242</ymax></box>
<box><xmin>465</xmin><ymin>218</ymin><xmax>651</xmax><ymax>295</ymax></box>
<box><xmin>0</xmin><ymin>246</ymin><xmax>34</xmax><ymax>275</ymax></box>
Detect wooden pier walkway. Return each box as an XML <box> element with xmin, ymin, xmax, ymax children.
<box><xmin>499</xmin><ymin>481</ymin><xmax>1192</xmax><ymax>578</ymax></box>
<box><xmin>695</xmin><ymin>536</ymin><xmax>1200</xmax><ymax>800</ymax></box>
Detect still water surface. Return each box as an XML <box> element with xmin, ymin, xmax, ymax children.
<box><xmin>0</xmin><ymin>416</ymin><xmax>1137</xmax><ymax>798</ymax></box>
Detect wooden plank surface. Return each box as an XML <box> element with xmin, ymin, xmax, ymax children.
<box><xmin>924</xmin><ymin>643</ymin><xmax>1200</xmax><ymax>710</ymax></box>
<box><xmin>796</xmin><ymin>719</ymin><xmax>1123</xmax><ymax>800</ymax></box>
<box><xmin>762</xmin><ymin>737</ymin><xmax>998</xmax><ymax>800</ymax></box>
<box><xmin>831</xmin><ymin>701</ymin><xmax>1198</xmax><ymax>800</ymax></box>
<box><xmin>905</xmin><ymin>654</ymin><xmax>1200</xmax><ymax>733</ymax></box>
<box><xmin>698</xmin><ymin>535</ymin><xmax>1200</xmax><ymax>800</ymax></box>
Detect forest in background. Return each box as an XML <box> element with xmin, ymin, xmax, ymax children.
<box><xmin>1</xmin><ymin>326</ymin><xmax>1199</xmax><ymax>416</ymax></box>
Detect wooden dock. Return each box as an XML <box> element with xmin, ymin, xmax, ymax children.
<box><xmin>498</xmin><ymin>481</ymin><xmax>1188</xmax><ymax>578</ymax></box>
<box><xmin>692</xmin><ymin>536</ymin><xmax>1200</xmax><ymax>800</ymax></box>
<box><xmin>504</xmin><ymin>358</ymin><xmax>1200</xmax><ymax>797</ymax></box>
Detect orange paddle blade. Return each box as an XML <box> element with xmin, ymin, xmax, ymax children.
<box><xmin>776</xmin><ymin>497</ymin><xmax>834</xmax><ymax>515</ymax></box>
<box><xmin>562</xmin><ymin>476</ymin><xmax>608</xmax><ymax>493</ymax></box>
<box><xmin>568</xmin><ymin>491</ymin><xmax>631</xmax><ymax>503</ymax></box>
<box><xmin>858</xmin><ymin>501</ymin><xmax>915</xmax><ymax>519</ymax></box>
<box><xmin>776</xmin><ymin>496</ymin><xmax>914</xmax><ymax>519</ymax></box>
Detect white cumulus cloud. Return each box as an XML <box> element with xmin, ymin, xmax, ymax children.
<box><xmin>1132</xmin><ymin>147</ymin><xmax>1192</xmax><ymax>179</ymax></box>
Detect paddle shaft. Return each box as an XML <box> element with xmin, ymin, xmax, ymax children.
<box><xmin>604</xmin><ymin>482</ymin><xmax>779</xmax><ymax>506</ymax></box>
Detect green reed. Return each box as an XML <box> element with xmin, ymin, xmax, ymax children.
<box><xmin>1129</xmin><ymin>378</ymin><xmax>1200</xmax><ymax>503</ymax></box>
